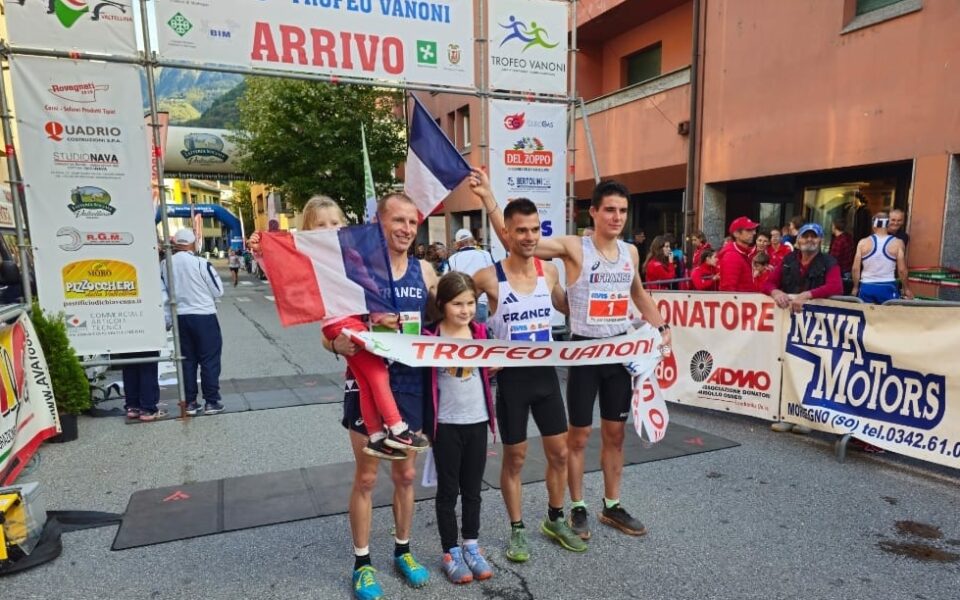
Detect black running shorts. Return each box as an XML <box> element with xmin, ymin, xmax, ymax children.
<box><xmin>566</xmin><ymin>335</ymin><xmax>632</xmax><ymax>427</ymax></box>
<box><xmin>495</xmin><ymin>366</ymin><xmax>567</xmax><ymax>445</ymax></box>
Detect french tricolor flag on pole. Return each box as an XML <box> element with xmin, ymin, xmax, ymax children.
<box><xmin>404</xmin><ymin>95</ymin><xmax>472</xmax><ymax>220</ymax></box>
<box><xmin>258</xmin><ymin>225</ymin><xmax>396</xmax><ymax>327</ymax></box>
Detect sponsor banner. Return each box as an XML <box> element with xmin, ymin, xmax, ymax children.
<box><xmin>488</xmin><ymin>0</ymin><xmax>568</xmax><ymax>95</ymax></box>
<box><xmin>4</xmin><ymin>0</ymin><xmax>138</xmax><ymax>56</ymax></box>
<box><xmin>782</xmin><ymin>301</ymin><xmax>960</xmax><ymax>469</ymax></box>
<box><xmin>0</xmin><ymin>311</ymin><xmax>60</xmax><ymax>486</ymax></box>
<box><xmin>349</xmin><ymin>326</ymin><xmax>669</xmax><ymax>442</ymax></box>
<box><xmin>154</xmin><ymin>0</ymin><xmax>475</xmax><ymax>89</ymax></box>
<box><xmin>488</xmin><ymin>99</ymin><xmax>567</xmax><ymax>326</ymax></box>
<box><xmin>164</xmin><ymin>126</ymin><xmax>239</xmax><ymax>176</ymax></box>
<box><xmin>8</xmin><ymin>56</ymin><xmax>167</xmax><ymax>354</ymax></box>
<box><xmin>652</xmin><ymin>291</ymin><xmax>783</xmax><ymax>421</ymax></box>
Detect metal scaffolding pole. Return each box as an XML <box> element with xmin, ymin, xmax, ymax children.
<box><xmin>0</xmin><ymin>63</ymin><xmax>33</xmax><ymax>307</ymax></box>
<box><xmin>479</xmin><ymin>0</ymin><xmax>489</xmax><ymax>248</ymax></box>
<box><xmin>139</xmin><ymin>0</ymin><xmax>188</xmax><ymax>419</ymax></box>
<box><xmin>567</xmin><ymin>0</ymin><xmax>579</xmax><ymax>235</ymax></box>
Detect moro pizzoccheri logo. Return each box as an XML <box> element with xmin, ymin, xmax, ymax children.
<box><xmin>785</xmin><ymin>306</ymin><xmax>945</xmax><ymax>430</ymax></box>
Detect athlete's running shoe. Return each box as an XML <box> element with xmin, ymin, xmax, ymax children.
<box><xmin>203</xmin><ymin>402</ymin><xmax>225</xmax><ymax>415</ymax></box>
<box><xmin>441</xmin><ymin>547</ymin><xmax>473</xmax><ymax>584</ymax></box>
<box><xmin>569</xmin><ymin>506</ymin><xmax>591</xmax><ymax>540</ymax></box>
<box><xmin>505</xmin><ymin>527</ymin><xmax>530</xmax><ymax>563</ymax></box>
<box><xmin>352</xmin><ymin>565</ymin><xmax>384</xmax><ymax>600</ymax></box>
<box><xmin>541</xmin><ymin>517</ymin><xmax>588</xmax><ymax>552</ymax></box>
<box><xmin>598</xmin><ymin>502</ymin><xmax>647</xmax><ymax>536</ymax></box>
<box><xmin>462</xmin><ymin>542</ymin><xmax>493</xmax><ymax>580</ymax></box>
<box><xmin>362</xmin><ymin>437</ymin><xmax>408</xmax><ymax>461</ymax></box>
<box><xmin>185</xmin><ymin>402</ymin><xmax>201</xmax><ymax>416</ymax></box>
<box><xmin>394</xmin><ymin>552</ymin><xmax>430</xmax><ymax>587</ymax></box>
<box><xmin>385</xmin><ymin>428</ymin><xmax>430</xmax><ymax>452</ymax></box>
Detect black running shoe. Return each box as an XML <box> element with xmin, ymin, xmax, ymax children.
<box><xmin>569</xmin><ymin>506</ymin><xmax>591</xmax><ymax>541</ymax></box>
<box><xmin>598</xmin><ymin>502</ymin><xmax>647</xmax><ymax>536</ymax></box>
<box><xmin>384</xmin><ymin>428</ymin><xmax>430</xmax><ymax>452</ymax></box>
<box><xmin>363</xmin><ymin>437</ymin><xmax>408</xmax><ymax>461</ymax></box>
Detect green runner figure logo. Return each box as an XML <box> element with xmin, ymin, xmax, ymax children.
<box><xmin>499</xmin><ymin>15</ymin><xmax>559</xmax><ymax>51</ymax></box>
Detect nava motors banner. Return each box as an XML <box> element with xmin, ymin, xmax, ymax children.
<box><xmin>8</xmin><ymin>56</ymin><xmax>167</xmax><ymax>355</ymax></box>
<box><xmin>0</xmin><ymin>311</ymin><xmax>60</xmax><ymax>486</ymax></box>
<box><xmin>781</xmin><ymin>301</ymin><xmax>960</xmax><ymax>469</ymax></box>
<box><xmin>651</xmin><ymin>291</ymin><xmax>783</xmax><ymax>421</ymax></box>
<box><xmin>3</xmin><ymin>0</ymin><xmax>138</xmax><ymax>57</ymax></box>
<box><xmin>487</xmin><ymin>98</ymin><xmax>568</xmax><ymax>327</ymax></box>
<box><xmin>487</xmin><ymin>0</ymin><xmax>568</xmax><ymax>95</ymax></box>
<box><xmin>154</xmin><ymin>0</ymin><xmax>475</xmax><ymax>89</ymax></box>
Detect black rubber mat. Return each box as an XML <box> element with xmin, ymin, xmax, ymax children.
<box><xmin>111</xmin><ymin>451</ymin><xmax>474</xmax><ymax>550</ymax></box>
<box><xmin>482</xmin><ymin>422</ymin><xmax>739</xmax><ymax>489</ymax></box>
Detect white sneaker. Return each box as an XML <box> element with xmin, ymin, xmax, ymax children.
<box><xmin>770</xmin><ymin>421</ymin><xmax>793</xmax><ymax>433</ymax></box>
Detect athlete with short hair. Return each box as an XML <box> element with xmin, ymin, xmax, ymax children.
<box><xmin>471</xmin><ymin>171</ymin><xmax>670</xmax><ymax>541</ymax></box>
<box><xmin>471</xmin><ymin>197</ymin><xmax>587</xmax><ymax>561</ymax></box>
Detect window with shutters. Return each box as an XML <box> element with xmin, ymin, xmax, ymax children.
<box><xmin>624</xmin><ymin>43</ymin><xmax>662</xmax><ymax>87</ymax></box>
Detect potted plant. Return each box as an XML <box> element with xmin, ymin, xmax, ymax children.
<box><xmin>29</xmin><ymin>302</ymin><xmax>90</xmax><ymax>443</ymax></box>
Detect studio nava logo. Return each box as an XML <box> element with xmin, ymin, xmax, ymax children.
<box><xmin>785</xmin><ymin>305</ymin><xmax>946</xmax><ymax>430</ymax></box>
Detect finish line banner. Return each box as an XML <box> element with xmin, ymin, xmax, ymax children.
<box><xmin>651</xmin><ymin>292</ymin><xmax>783</xmax><ymax>421</ymax></box>
<box><xmin>348</xmin><ymin>326</ymin><xmax>670</xmax><ymax>442</ymax></box>
<box><xmin>781</xmin><ymin>301</ymin><xmax>960</xmax><ymax>469</ymax></box>
<box><xmin>0</xmin><ymin>312</ymin><xmax>60</xmax><ymax>486</ymax></box>
<box><xmin>154</xmin><ymin>0</ymin><xmax>475</xmax><ymax>89</ymax></box>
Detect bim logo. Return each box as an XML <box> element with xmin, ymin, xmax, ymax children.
<box><xmin>504</xmin><ymin>113</ymin><xmax>525</xmax><ymax>130</ymax></box>
<box><xmin>786</xmin><ymin>306</ymin><xmax>946</xmax><ymax>430</ymax></box>
<box><xmin>498</xmin><ymin>15</ymin><xmax>559</xmax><ymax>51</ymax></box>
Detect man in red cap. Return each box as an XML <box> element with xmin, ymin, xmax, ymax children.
<box><xmin>717</xmin><ymin>216</ymin><xmax>759</xmax><ymax>292</ymax></box>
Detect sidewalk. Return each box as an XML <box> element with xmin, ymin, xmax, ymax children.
<box><xmin>4</xmin><ymin>374</ymin><xmax>959</xmax><ymax>599</ymax></box>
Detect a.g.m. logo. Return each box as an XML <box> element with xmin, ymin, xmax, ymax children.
<box><xmin>786</xmin><ymin>305</ymin><xmax>945</xmax><ymax>430</ymax></box>
<box><xmin>0</xmin><ymin>322</ymin><xmax>28</xmax><ymax>418</ymax></box>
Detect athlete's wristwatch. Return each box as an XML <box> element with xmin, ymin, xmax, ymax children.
<box><xmin>657</xmin><ymin>324</ymin><xmax>671</xmax><ymax>333</ymax></box>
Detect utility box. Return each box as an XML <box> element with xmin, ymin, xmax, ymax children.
<box><xmin>0</xmin><ymin>482</ymin><xmax>45</xmax><ymax>563</ymax></box>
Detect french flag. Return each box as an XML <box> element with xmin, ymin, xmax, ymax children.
<box><xmin>404</xmin><ymin>95</ymin><xmax>472</xmax><ymax>220</ymax></box>
<box><xmin>258</xmin><ymin>225</ymin><xmax>397</xmax><ymax>327</ymax></box>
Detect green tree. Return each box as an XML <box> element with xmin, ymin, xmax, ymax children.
<box><xmin>231</xmin><ymin>181</ymin><xmax>256</xmax><ymax>238</ymax></box>
<box><xmin>234</xmin><ymin>78</ymin><xmax>406</xmax><ymax>220</ymax></box>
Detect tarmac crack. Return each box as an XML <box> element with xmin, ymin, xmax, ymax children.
<box><xmin>234</xmin><ymin>302</ymin><xmax>305</xmax><ymax>375</ymax></box>
<box><xmin>483</xmin><ymin>556</ymin><xmax>535</xmax><ymax>600</ymax></box>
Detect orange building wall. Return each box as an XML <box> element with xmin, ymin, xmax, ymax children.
<box><xmin>699</xmin><ymin>1</ymin><xmax>960</xmax><ymax>184</ymax></box>
<box><xmin>909</xmin><ymin>154</ymin><xmax>949</xmax><ymax>269</ymax></box>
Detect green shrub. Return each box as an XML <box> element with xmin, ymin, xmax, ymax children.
<box><xmin>29</xmin><ymin>302</ymin><xmax>90</xmax><ymax>415</ymax></box>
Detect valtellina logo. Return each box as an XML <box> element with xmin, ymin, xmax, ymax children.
<box><xmin>12</xmin><ymin>0</ymin><xmax>130</xmax><ymax>29</ymax></box>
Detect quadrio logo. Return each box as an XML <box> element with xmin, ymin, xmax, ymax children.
<box><xmin>498</xmin><ymin>15</ymin><xmax>559</xmax><ymax>51</ymax></box>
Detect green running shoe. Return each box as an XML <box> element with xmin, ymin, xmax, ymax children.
<box><xmin>541</xmin><ymin>517</ymin><xmax>588</xmax><ymax>552</ymax></box>
<box><xmin>505</xmin><ymin>526</ymin><xmax>530</xmax><ymax>563</ymax></box>
<box><xmin>352</xmin><ymin>565</ymin><xmax>384</xmax><ymax>600</ymax></box>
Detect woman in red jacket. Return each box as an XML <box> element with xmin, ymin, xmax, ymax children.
<box><xmin>643</xmin><ymin>235</ymin><xmax>676</xmax><ymax>290</ymax></box>
<box><xmin>689</xmin><ymin>249</ymin><xmax>720</xmax><ymax>291</ymax></box>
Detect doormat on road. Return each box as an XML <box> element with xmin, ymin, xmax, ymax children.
<box><xmin>111</xmin><ymin>451</ymin><xmax>475</xmax><ymax>550</ymax></box>
<box><xmin>481</xmin><ymin>422</ymin><xmax>739</xmax><ymax>489</ymax></box>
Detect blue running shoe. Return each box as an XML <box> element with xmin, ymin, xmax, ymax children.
<box><xmin>352</xmin><ymin>565</ymin><xmax>384</xmax><ymax>600</ymax></box>
<box><xmin>394</xmin><ymin>552</ymin><xmax>430</xmax><ymax>588</ymax></box>
<box><xmin>462</xmin><ymin>543</ymin><xmax>493</xmax><ymax>580</ymax></box>
<box><xmin>442</xmin><ymin>547</ymin><xmax>473</xmax><ymax>584</ymax></box>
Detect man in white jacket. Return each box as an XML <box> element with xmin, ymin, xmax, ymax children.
<box><xmin>162</xmin><ymin>228</ymin><xmax>225</xmax><ymax>415</ymax></box>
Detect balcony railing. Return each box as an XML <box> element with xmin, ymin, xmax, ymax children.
<box><xmin>579</xmin><ymin>67</ymin><xmax>691</xmax><ymax>118</ymax></box>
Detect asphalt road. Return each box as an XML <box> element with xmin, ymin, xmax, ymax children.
<box><xmin>4</xmin><ymin>264</ymin><xmax>959</xmax><ymax>599</ymax></box>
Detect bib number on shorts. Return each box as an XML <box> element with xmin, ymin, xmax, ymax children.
<box><xmin>586</xmin><ymin>291</ymin><xmax>629</xmax><ymax>325</ymax></box>
<box><xmin>508</xmin><ymin>321</ymin><xmax>551</xmax><ymax>342</ymax></box>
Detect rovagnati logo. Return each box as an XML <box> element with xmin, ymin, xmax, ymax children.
<box><xmin>48</xmin><ymin>82</ymin><xmax>109</xmax><ymax>103</ymax></box>
<box><xmin>498</xmin><ymin>15</ymin><xmax>559</xmax><ymax>51</ymax></box>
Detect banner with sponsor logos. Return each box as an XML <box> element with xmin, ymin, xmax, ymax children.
<box><xmin>651</xmin><ymin>291</ymin><xmax>783</xmax><ymax>421</ymax></box>
<box><xmin>487</xmin><ymin>0</ymin><xmax>568</xmax><ymax>95</ymax></box>
<box><xmin>488</xmin><ymin>99</ymin><xmax>567</xmax><ymax>326</ymax></box>
<box><xmin>154</xmin><ymin>0</ymin><xmax>474</xmax><ymax>88</ymax></box>
<box><xmin>0</xmin><ymin>310</ymin><xmax>60</xmax><ymax>486</ymax></box>
<box><xmin>9</xmin><ymin>56</ymin><xmax>167</xmax><ymax>355</ymax></box>
<box><xmin>347</xmin><ymin>325</ymin><xmax>670</xmax><ymax>442</ymax></box>
<box><xmin>3</xmin><ymin>0</ymin><xmax>138</xmax><ymax>56</ymax></box>
<box><xmin>781</xmin><ymin>301</ymin><xmax>960</xmax><ymax>469</ymax></box>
